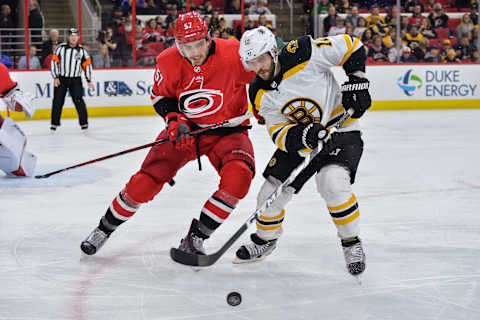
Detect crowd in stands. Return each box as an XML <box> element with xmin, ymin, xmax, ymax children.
<box><xmin>305</xmin><ymin>0</ymin><xmax>480</xmax><ymax>63</ymax></box>
<box><xmin>94</xmin><ymin>0</ymin><xmax>278</xmax><ymax>67</ymax></box>
<box><xmin>1</xmin><ymin>0</ymin><xmax>479</xmax><ymax>69</ymax></box>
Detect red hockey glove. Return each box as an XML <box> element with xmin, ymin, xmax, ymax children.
<box><xmin>165</xmin><ymin>113</ymin><xmax>194</xmax><ymax>149</ymax></box>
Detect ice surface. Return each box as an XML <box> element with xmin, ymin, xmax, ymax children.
<box><xmin>1</xmin><ymin>110</ymin><xmax>480</xmax><ymax>320</ymax></box>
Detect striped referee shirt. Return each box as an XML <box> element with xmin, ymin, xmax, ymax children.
<box><xmin>51</xmin><ymin>43</ymin><xmax>92</xmax><ymax>82</ymax></box>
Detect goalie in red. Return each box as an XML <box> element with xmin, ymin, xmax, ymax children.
<box><xmin>81</xmin><ymin>12</ymin><xmax>256</xmax><ymax>257</ymax></box>
<box><xmin>0</xmin><ymin>62</ymin><xmax>37</xmax><ymax>177</ymax></box>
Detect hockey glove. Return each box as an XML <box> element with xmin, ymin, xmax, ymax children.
<box><xmin>301</xmin><ymin>123</ymin><xmax>329</xmax><ymax>150</ymax></box>
<box><xmin>341</xmin><ymin>76</ymin><xmax>371</xmax><ymax>119</ymax></box>
<box><xmin>165</xmin><ymin>113</ymin><xmax>194</xmax><ymax>149</ymax></box>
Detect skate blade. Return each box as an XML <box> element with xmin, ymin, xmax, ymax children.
<box><xmin>232</xmin><ymin>255</ymin><xmax>267</xmax><ymax>264</ymax></box>
<box><xmin>353</xmin><ymin>274</ymin><xmax>362</xmax><ymax>285</ymax></box>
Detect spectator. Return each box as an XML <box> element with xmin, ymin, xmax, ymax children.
<box><xmin>211</xmin><ymin>29</ymin><xmax>221</xmax><ymax>38</ymax></box>
<box><xmin>225</xmin><ymin>0</ymin><xmax>241</xmax><ymax>14</ymax></box>
<box><xmin>366</xmin><ymin>5</ymin><xmax>385</xmax><ymax>26</ymax></box>
<box><xmin>220</xmin><ymin>30</ymin><xmax>231</xmax><ymax>40</ymax></box>
<box><xmin>200</xmin><ymin>0</ymin><xmax>214</xmax><ymax>15</ymax></box>
<box><xmin>346</xmin><ymin>5</ymin><xmax>360</xmax><ymax>27</ymax></box>
<box><xmin>385</xmin><ymin>5</ymin><xmax>399</xmax><ymax>25</ymax></box>
<box><xmin>468</xmin><ymin>48</ymin><xmax>479</xmax><ymax>62</ymax></box>
<box><xmin>428</xmin><ymin>3</ymin><xmax>448</xmax><ymax>29</ymax></box>
<box><xmin>323</xmin><ymin>5</ymin><xmax>338</xmax><ymax>36</ymax></box>
<box><xmin>93</xmin><ymin>30</ymin><xmax>111</xmax><ymax>68</ymax></box>
<box><xmin>313</xmin><ymin>0</ymin><xmax>332</xmax><ymax>15</ymax></box>
<box><xmin>455</xmin><ymin>35</ymin><xmax>475</xmax><ymax>60</ymax></box>
<box><xmin>441</xmin><ymin>39</ymin><xmax>453</xmax><ymax>56</ymax></box>
<box><xmin>257</xmin><ymin>14</ymin><xmax>268</xmax><ymax>27</ymax></box>
<box><xmin>345</xmin><ymin>25</ymin><xmax>354</xmax><ymax>37</ymax></box>
<box><xmin>383</xmin><ymin>26</ymin><xmax>396</xmax><ymax>49</ymax></box>
<box><xmin>368</xmin><ymin>15</ymin><xmax>388</xmax><ymax>36</ymax></box>
<box><xmin>444</xmin><ymin>49</ymin><xmax>460</xmax><ymax>62</ymax></box>
<box><xmin>249</xmin><ymin>0</ymin><xmax>272</xmax><ymax>15</ymax></box>
<box><xmin>43</xmin><ymin>44</ymin><xmax>57</xmax><ymax>69</ymax></box>
<box><xmin>0</xmin><ymin>54</ymin><xmax>13</xmax><ymax>68</ymax></box>
<box><xmin>419</xmin><ymin>18</ymin><xmax>437</xmax><ymax>39</ymax></box>
<box><xmin>0</xmin><ymin>4</ymin><xmax>14</xmax><ymax>52</ymax></box>
<box><xmin>235</xmin><ymin>16</ymin><xmax>255</xmax><ymax>39</ymax></box>
<box><xmin>368</xmin><ymin>35</ymin><xmax>389</xmax><ymax>61</ymax></box>
<box><xmin>424</xmin><ymin>0</ymin><xmax>436</xmax><ymax>12</ymax></box>
<box><xmin>28</xmin><ymin>0</ymin><xmax>43</xmax><ymax>46</ymax></box>
<box><xmin>400</xmin><ymin>15</ymin><xmax>410</xmax><ymax>34</ymax></box>
<box><xmin>136</xmin><ymin>39</ymin><xmax>156</xmax><ymax>66</ymax></box>
<box><xmin>18</xmin><ymin>45</ymin><xmax>41</xmax><ymax>69</ymax></box>
<box><xmin>336</xmin><ymin>0</ymin><xmax>350</xmax><ymax>14</ymax></box>
<box><xmin>137</xmin><ymin>0</ymin><xmax>162</xmax><ymax>14</ymax></box>
<box><xmin>210</xmin><ymin>10</ymin><xmax>220</xmax><ymax>30</ymax></box>
<box><xmin>362</xmin><ymin>28</ymin><xmax>374</xmax><ymax>47</ymax></box>
<box><xmin>424</xmin><ymin>46</ymin><xmax>442</xmax><ymax>62</ymax></box>
<box><xmin>412</xmin><ymin>37</ymin><xmax>429</xmax><ymax>61</ymax></box>
<box><xmin>404</xmin><ymin>25</ymin><xmax>424</xmax><ymax>48</ymax></box>
<box><xmin>404</xmin><ymin>0</ymin><xmax>424</xmax><ymax>13</ymax></box>
<box><xmin>353</xmin><ymin>17</ymin><xmax>367</xmax><ymax>38</ymax></box>
<box><xmin>165</xmin><ymin>5</ymin><xmax>178</xmax><ymax>27</ymax></box>
<box><xmin>408</xmin><ymin>5</ymin><xmax>423</xmax><ymax>26</ymax></box>
<box><xmin>143</xmin><ymin>19</ymin><xmax>163</xmax><ymax>38</ymax></box>
<box><xmin>400</xmin><ymin>46</ymin><xmax>418</xmax><ymax>62</ymax></box>
<box><xmin>457</xmin><ymin>13</ymin><xmax>475</xmax><ymax>40</ymax></box>
<box><xmin>328</xmin><ymin>18</ymin><xmax>346</xmax><ymax>36</ymax></box>
<box><xmin>40</xmin><ymin>29</ymin><xmax>60</xmax><ymax>64</ymax></box>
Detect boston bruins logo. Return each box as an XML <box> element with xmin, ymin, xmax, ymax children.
<box><xmin>281</xmin><ymin>98</ymin><xmax>323</xmax><ymax>125</ymax></box>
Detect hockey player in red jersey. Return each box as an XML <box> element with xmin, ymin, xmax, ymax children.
<box><xmin>81</xmin><ymin>12</ymin><xmax>256</xmax><ymax>256</ymax></box>
<box><xmin>0</xmin><ymin>62</ymin><xmax>37</xmax><ymax>177</ymax></box>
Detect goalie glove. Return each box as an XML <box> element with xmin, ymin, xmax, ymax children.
<box><xmin>341</xmin><ymin>75</ymin><xmax>371</xmax><ymax>119</ymax></box>
<box><xmin>4</xmin><ymin>86</ymin><xmax>35</xmax><ymax>118</ymax></box>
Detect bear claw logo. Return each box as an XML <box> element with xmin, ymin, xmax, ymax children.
<box><xmin>397</xmin><ymin>69</ymin><xmax>423</xmax><ymax>96</ymax></box>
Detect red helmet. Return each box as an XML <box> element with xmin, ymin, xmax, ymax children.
<box><xmin>174</xmin><ymin>11</ymin><xmax>209</xmax><ymax>44</ymax></box>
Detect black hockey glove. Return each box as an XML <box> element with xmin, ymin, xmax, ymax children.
<box><xmin>301</xmin><ymin>123</ymin><xmax>328</xmax><ymax>150</ymax></box>
<box><xmin>341</xmin><ymin>76</ymin><xmax>371</xmax><ymax>119</ymax></box>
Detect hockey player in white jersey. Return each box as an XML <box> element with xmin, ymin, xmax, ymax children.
<box><xmin>0</xmin><ymin>62</ymin><xmax>37</xmax><ymax>177</ymax></box>
<box><xmin>236</xmin><ymin>27</ymin><xmax>371</xmax><ymax>276</ymax></box>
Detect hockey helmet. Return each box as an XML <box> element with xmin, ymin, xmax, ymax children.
<box><xmin>174</xmin><ymin>11</ymin><xmax>209</xmax><ymax>44</ymax></box>
<box><xmin>239</xmin><ymin>26</ymin><xmax>278</xmax><ymax>69</ymax></box>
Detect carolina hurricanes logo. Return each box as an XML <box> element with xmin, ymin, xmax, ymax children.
<box><xmin>178</xmin><ymin>89</ymin><xmax>224</xmax><ymax>119</ymax></box>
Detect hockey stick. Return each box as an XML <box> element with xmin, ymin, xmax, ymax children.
<box><xmin>170</xmin><ymin>109</ymin><xmax>355</xmax><ymax>267</ymax></box>
<box><xmin>34</xmin><ymin>114</ymin><xmax>252</xmax><ymax>179</ymax></box>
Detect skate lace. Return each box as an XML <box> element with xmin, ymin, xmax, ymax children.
<box><xmin>89</xmin><ymin>229</ymin><xmax>107</xmax><ymax>246</ymax></box>
<box><xmin>246</xmin><ymin>241</ymin><xmax>272</xmax><ymax>257</ymax></box>
<box><xmin>344</xmin><ymin>243</ymin><xmax>364</xmax><ymax>264</ymax></box>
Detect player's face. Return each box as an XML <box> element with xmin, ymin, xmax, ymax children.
<box><xmin>246</xmin><ymin>52</ymin><xmax>274</xmax><ymax>81</ymax></box>
<box><xmin>180</xmin><ymin>39</ymin><xmax>209</xmax><ymax>66</ymax></box>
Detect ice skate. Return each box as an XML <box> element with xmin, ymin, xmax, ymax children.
<box><xmin>233</xmin><ymin>233</ymin><xmax>277</xmax><ymax>264</ymax></box>
<box><xmin>80</xmin><ymin>227</ymin><xmax>110</xmax><ymax>255</ymax></box>
<box><xmin>341</xmin><ymin>237</ymin><xmax>366</xmax><ymax>277</ymax></box>
<box><xmin>177</xmin><ymin>219</ymin><xmax>206</xmax><ymax>255</ymax></box>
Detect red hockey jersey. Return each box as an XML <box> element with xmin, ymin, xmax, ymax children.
<box><xmin>150</xmin><ymin>39</ymin><xmax>255</xmax><ymax>127</ymax></box>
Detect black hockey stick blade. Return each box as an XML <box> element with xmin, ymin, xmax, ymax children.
<box><xmin>170</xmin><ymin>223</ymin><xmax>249</xmax><ymax>267</ymax></box>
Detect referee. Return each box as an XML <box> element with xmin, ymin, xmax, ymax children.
<box><xmin>50</xmin><ymin>28</ymin><xmax>94</xmax><ymax>131</ymax></box>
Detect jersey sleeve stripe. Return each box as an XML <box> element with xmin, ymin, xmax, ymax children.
<box><xmin>275</xmin><ymin>124</ymin><xmax>296</xmax><ymax>151</ymax></box>
<box><xmin>282</xmin><ymin>61</ymin><xmax>309</xmax><ymax>81</ymax></box>
<box><xmin>340</xmin><ymin>34</ymin><xmax>355</xmax><ymax>66</ymax></box>
<box><xmin>268</xmin><ymin>120</ymin><xmax>292</xmax><ymax>136</ymax></box>
<box><xmin>254</xmin><ymin>89</ymin><xmax>266</xmax><ymax>112</ymax></box>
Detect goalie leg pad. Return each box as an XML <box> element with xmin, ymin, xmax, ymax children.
<box><xmin>0</xmin><ymin>117</ymin><xmax>26</xmax><ymax>174</ymax></box>
<box><xmin>9</xmin><ymin>151</ymin><xmax>37</xmax><ymax>177</ymax></box>
<box><xmin>255</xmin><ymin>177</ymin><xmax>293</xmax><ymax>241</ymax></box>
<box><xmin>316</xmin><ymin>164</ymin><xmax>360</xmax><ymax>239</ymax></box>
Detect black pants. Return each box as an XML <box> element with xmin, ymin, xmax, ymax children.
<box><xmin>51</xmin><ymin>77</ymin><xmax>88</xmax><ymax>127</ymax></box>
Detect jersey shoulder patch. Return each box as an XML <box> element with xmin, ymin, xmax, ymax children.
<box><xmin>279</xmin><ymin>36</ymin><xmax>312</xmax><ymax>73</ymax></box>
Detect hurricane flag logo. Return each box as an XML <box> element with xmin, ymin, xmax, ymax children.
<box><xmin>397</xmin><ymin>69</ymin><xmax>423</xmax><ymax>96</ymax></box>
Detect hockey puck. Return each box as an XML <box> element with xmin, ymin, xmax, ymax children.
<box><xmin>226</xmin><ymin>292</ymin><xmax>242</xmax><ymax>306</ymax></box>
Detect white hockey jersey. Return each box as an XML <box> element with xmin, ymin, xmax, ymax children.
<box><xmin>249</xmin><ymin>34</ymin><xmax>364</xmax><ymax>153</ymax></box>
